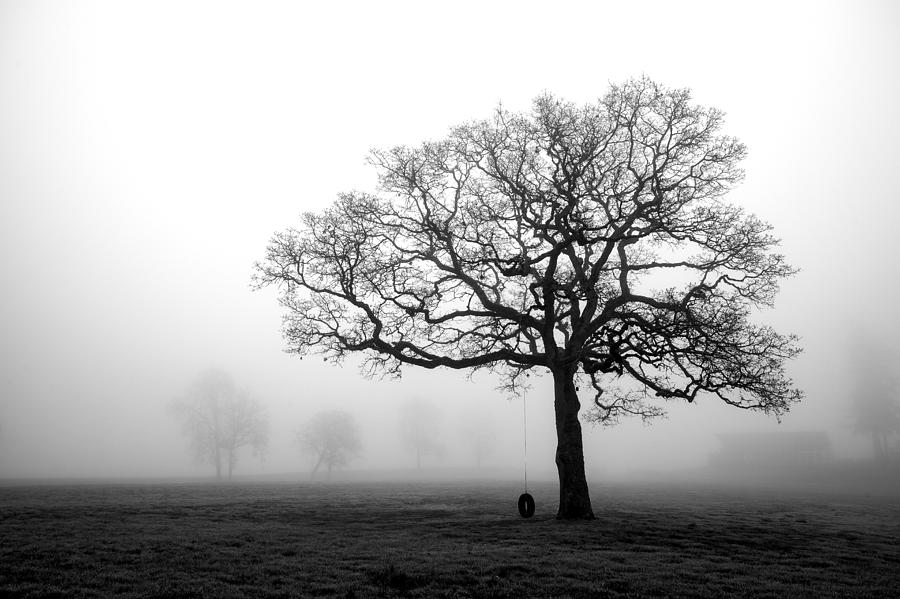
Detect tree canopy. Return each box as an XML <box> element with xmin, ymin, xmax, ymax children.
<box><xmin>256</xmin><ymin>78</ymin><xmax>801</xmax><ymax>422</ymax></box>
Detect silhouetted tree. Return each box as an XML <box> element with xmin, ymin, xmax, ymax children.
<box><xmin>255</xmin><ymin>77</ymin><xmax>802</xmax><ymax>518</ymax></box>
<box><xmin>848</xmin><ymin>335</ymin><xmax>900</xmax><ymax>462</ymax></box>
<box><xmin>296</xmin><ymin>409</ymin><xmax>361</xmax><ymax>479</ymax></box>
<box><xmin>172</xmin><ymin>369</ymin><xmax>269</xmax><ymax>479</ymax></box>
<box><xmin>399</xmin><ymin>398</ymin><xmax>443</xmax><ymax>469</ymax></box>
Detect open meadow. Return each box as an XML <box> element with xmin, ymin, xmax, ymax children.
<box><xmin>1</xmin><ymin>479</ymin><xmax>898</xmax><ymax>598</ymax></box>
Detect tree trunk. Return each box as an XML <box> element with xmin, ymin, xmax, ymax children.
<box><xmin>215</xmin><ymin>447</ymin><xmax>222</xmax><ymax>480</ymax></box>
<box><xmin>311</xmin><ymin>453</ymin><xmax>324</xmax><ymax>480</ymax></box>
<box><xmin>874</xmin><ymin>433</ymin><xmax>888</xmax><ymax>463</ymax></box>
<box><xmin>552</xmin><ymin>367</ymin><xmax>595</xmax><ymax>519</ymax></box>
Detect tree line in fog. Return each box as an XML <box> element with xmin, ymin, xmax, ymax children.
<box><xmin>170</xmin><ymin>369</ymin><xmax>498</xmax><ymax>480</ymax></box>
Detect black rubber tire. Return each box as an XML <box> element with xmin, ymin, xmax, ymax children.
<box><xmin>518</xmin><ymin>493</ymin><xmax>535</xmax><ymax>518</ymax></box>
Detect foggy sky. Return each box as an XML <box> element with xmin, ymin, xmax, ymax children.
<box><xmin>1</xmin><ymin>0</ymin><xmax>899</xmax><ymax>480</ymax></box>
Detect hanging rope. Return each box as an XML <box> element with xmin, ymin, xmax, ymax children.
<box><xmin>522</xmin><ymin>384</ymin><xmax>528</xmax><ymax>493</ymax></box>
<box><xmin>518</xmin><ymin>383</ymin><xmax>535</xmax><ymax>518</ymax></box>
<box><xmin>516</xmin><ymin>269</ymin><xmax>535</xmax><ymax>518</ymax></box>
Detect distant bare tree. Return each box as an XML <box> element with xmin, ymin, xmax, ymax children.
<box><xmin>848</xmin><ymin>336</ymin><xmax>900</xmax><ymax>462</ymax></box>
<box><xmin>171</xmin><ymin>369</ymin><xmax>269</xmax><ymax>479</ymax></box>
<box><xmin>255</xmin><ymin>77</ymin><xmax>802</xmax><ymax>518</ymax></box>
<box><xmin>460</xmin><ymin>416</ymin><xmax>497</xmax><ymax>469</ymax></box>
<box><xmin>296</xmin><ymin>410</ymin><xmax>361</xmax><ymax>479</ymax></box>
<box><xmin>400</xmin><ymin>398</ymin><xmax>443</xmax><ymax>469</ymax></box>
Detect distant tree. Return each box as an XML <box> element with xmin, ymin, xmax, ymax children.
<box><xmin>296</xmin><ymin>409</ymin><xmax>362</xmax><ymax>479</ymax></box>
<box><xmin>400</xmin><ymin>398</ymin><xmax>443</xmax><ymax>469</ymax></box>
<box><xmin>255</xmin><ymin>77</ymin><xmax>802</xmax><ymax>518</ymax></box>
<box><xmin>848</xmin><ymin>335</ymin><xmax>900</xmax><ymax>462</ymax></box>
<box><xmin>460</xmin><ymin>415</ymin><xmax>497</xmax><ymax>469</ymax></box>
<box><xmin>171</xmin><ymin>369</ymin><xmax>269</xmax><ymax>479</ymax></box>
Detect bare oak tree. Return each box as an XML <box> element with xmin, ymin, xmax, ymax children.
<box><xmin>296</xmin><ymin>409</ymin><xmax>362</xmax><ymax>479</ymax></box>
<box><xmin>172</xmin><ymin>369</ymin><xmax>269</xmax><ymax>480</ymax></box>
<box><xmin>255</xmin><ymin>78</ymin><xmax>802</xmax><ymax>518</ymax></box>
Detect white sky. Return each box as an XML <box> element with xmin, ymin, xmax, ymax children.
<box><xmin>1</xmin><ymin>0</ymin><xmax>898</xmax><ymax>478</ymax></box>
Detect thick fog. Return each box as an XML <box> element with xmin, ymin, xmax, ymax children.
<box><xmin>2</xmin><ymin>1</ymin><xmax>898</xmax><ymax>488</ymax></box>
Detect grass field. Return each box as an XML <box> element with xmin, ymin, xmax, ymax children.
<box><xmin>1</xmin><ymin>479</ymin><xmax>898</xmax><ymax>598</ymax></box>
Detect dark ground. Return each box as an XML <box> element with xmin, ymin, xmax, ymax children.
<box><xmin>1</xmin><ymin>478</ymin><xmax>898</xmax><ymax>598</ymax></box>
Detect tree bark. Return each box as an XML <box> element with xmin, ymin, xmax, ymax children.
<box><xmin>553</xmin><ymin>367</ymin><xmax>595</xmax><ymax>519</ymax></box>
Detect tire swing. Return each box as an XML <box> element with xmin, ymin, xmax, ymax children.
<box><xmin>518</xmin><ymin>490</ymin><xmax>535</xmax><ymax>518</ymax></box>
<box><xmin>518</xmin><ymin>386</ymin><xmax>535</xmax><ymax>518</ymax></box>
